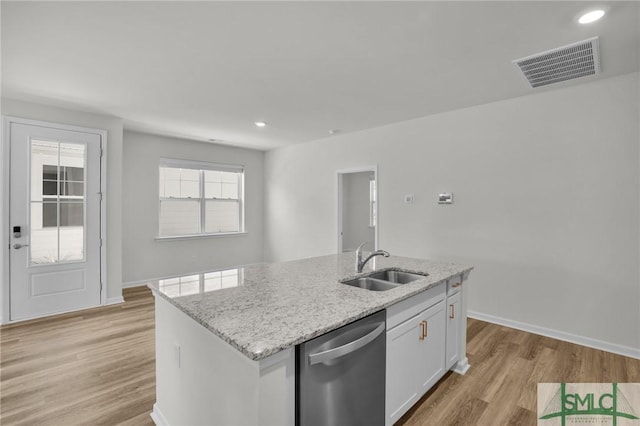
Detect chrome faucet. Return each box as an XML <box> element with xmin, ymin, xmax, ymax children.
<box><xmin>355</xmin><ymin>242</ymin><xmax>390</xmax><ymax>273</ymax></box>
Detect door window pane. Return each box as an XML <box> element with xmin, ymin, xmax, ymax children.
<box><xmin>30</xmin><ymin>202</ymin><xmax>58</xmax><ymax>264</ymax></box>
<box><xmin>30</xmin><ymin>140</ymin><xmax>86</xmax><ymax>264</ymax></box>
<box><xmin>43</xmin><ymin>181</ymin><xmax>58</xmax><ymax>196</ymax></box>
<box><xmin>31</xmin><ymin>141</ymin><xmax>58</xmax><ymax>202</ymax></box>
<box><xmin>59</xmin><ymin>226</ymin><xmax>84</xmax><ymax>262</ymax></box>
<box><xmin>42</xmin><ymin>165</ymin><xmax>58</xmax><ymax>180</ymax></box>
<box><xmin>62</xmin><ymin>181</ymin><xmax>84</xmax><ymax>197</ymax></box>
<box><xmin>60</xmin><ymin>202</ymin><xmax>84</xmax><ymax>227</ymax></box>
<box><xmin>42</xmin><ymin>201</ymin><xmax>58</xmax><ymax>228</ymax></box>
<box><xmin>61</xmin><ymin>165</ymin><xmax>84</xmax><ymax>182</ymax></box>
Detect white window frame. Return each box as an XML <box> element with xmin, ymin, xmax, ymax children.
<box><xmin>157</xmin><ymin>158</ymin><xmax>245</xmax><ymax>239</ymax></box>
<box><xmin>369</xmin><ymin>177</ymin><xmax>377</xmax><ymax>228</ymax></box>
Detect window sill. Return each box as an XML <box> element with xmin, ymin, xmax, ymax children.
<box><xmin>155</xmin><ymin>232</ymin><xmax>248</xmax><ymax>241</ymax></box>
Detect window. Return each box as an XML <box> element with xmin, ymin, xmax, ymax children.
<box><xmin>369</xmin><ymin>177</ymin><xmax>377</xmax><ymax>227</ymax></box>
<box><xmin>158</xmin><ymin>159</ymin><xmax>244</xmax><ymax>237</ymax></box>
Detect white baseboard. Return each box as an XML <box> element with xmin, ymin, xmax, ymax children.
<box><xmin>122</xmin><ymin>280</ymin><xmax>150</xmax><ymax>289</ymax></box>
<box><xmin>105</xmin><ymin>296</ymin><xmax>124</xmax><ymax>305</ymax></box>
<box><xmin>150</xmin><ymin>403</ymin><xmax>168</xmax><ymax>426</ymax></box>
<box><xmin>468</xmin><ymin>310</ymin><xmax>640</xmax><ymax>360</ymax></box>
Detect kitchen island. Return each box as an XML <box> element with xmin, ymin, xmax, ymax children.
<box><xmin>149</xmin><ymin>253</ymin><xmax>473</xmax><ymax>426</ymax></box>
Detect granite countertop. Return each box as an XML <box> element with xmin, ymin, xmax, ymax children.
<box><xmin>148</xmin><ymin>253</ymin><xmax>473</xmax><ymax>361</ymax></box>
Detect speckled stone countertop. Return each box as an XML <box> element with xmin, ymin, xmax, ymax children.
<box><xmin>148</xmin><ymin>253</ymin><xmax>473</xmax><ymax>361</ymax></box>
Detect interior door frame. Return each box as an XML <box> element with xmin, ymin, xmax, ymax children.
<box><xmin>1</xmin><ymin>116</ymin><xmax>108</xmax><ymax>324</ymax></box>
<box><xmin>336</xmin><ymin>165</ymin><xmax>378</xmax><ymax>254</ymax></box>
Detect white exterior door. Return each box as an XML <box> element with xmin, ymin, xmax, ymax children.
<box><xmin>9</xmin><ymin>121</ymin><xmax>102</xmax><ymax>321</ymax></box>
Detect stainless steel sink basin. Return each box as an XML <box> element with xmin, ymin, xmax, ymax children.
<box><xmin>341</xmin><ymin>277</ymin><xmax>400</xmax><ymax>291</ymax></box>
<box><xmin>367</xmin><ymin>270</ymin><xmax>427</xmax><ymax>284</ymax></box>
<box><xmin>341</xmin><ymin>269</ymin><xmax>427</xmax><ymax>291</ymax></box>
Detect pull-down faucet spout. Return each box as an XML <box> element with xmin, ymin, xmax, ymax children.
<box><xmin>355</xmin><ymin>242</ymin><xmax>390</xmax><ymax>273</ymax></box>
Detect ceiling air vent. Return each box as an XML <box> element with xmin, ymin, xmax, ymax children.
<box><xmin>513</xmin><ymin>37</ymin><xmax>600</xmax><ymax>88</ymax></box>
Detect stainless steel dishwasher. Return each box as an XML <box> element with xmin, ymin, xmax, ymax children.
<box><xmin>296</xmin><ymin>310</ymin><xmax>386</xmax><ymax>426</ymax></box>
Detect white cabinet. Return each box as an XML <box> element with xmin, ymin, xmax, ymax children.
<box><xmin>416</xmin><ymin>301</ymin><xmax>446</xmax><ymax>393</ymax></box>
<box><xmin>386</xmin><ymin>310</ymin><xmax>423</xmax><ymax>423</ymax></box>
<box><xmin>445</xmin><ymin>290</ymin><xmax>461</xmax><ymax>370</ymax></box>
<box><xmin>386</xmin><ymin>286</ymin><xmax>446</xmax><ymax>426</ymax></box>
<box><xmin>385</xmin><ymin>274</ymin><xmax>471</xmax><ymax>425</ymax></box>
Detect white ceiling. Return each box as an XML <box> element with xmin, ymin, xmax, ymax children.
<box><xmin>2</xmin><ymin>1</ymin><xmax>639</xmax><ymax>150</ymax></box>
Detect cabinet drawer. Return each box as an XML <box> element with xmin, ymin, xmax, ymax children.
<box><xmin>387</xmin><ymin>283</ymin><xmax>445</xmax><ymax>330</ymax></box>
<box><xmin>447</xmin><ymin>275</ymin><xmax>463</xmax><ymax>295</ymax></box>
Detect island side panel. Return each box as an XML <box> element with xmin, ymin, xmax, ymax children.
<box><xmin>258</xmin><ymin>348</ymin><xmax>295</xmax><ymax>425</ymax></box>
<box><xmin>152</xmin><ymin>295</ymin><xmax>294</xmax><ymax>426</ymax></box>
<box><xmin>454</xmin><ymin>273</ymin><xmax>471</xmax><ymax>374</ymax></box>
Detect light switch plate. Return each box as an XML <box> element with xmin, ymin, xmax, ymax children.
<box><xmin>404</xmin><ymin>194</ymin><xmax>415</xmax><ymax>204</ymax></box>
<box><xmin>438</xmin><ymin>193</ymin><xmax>453</xmax><ymax>204</ymax></box>
<box><xmin>174</xmin><ymin>343</ymin><xmax>181</xmax><ymax>368</ymax></box>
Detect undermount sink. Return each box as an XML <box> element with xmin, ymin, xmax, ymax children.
<box><xmin>367</xmin><ymin>270</ymin><xmax>426</xmax><ymax>284</ymax></box>
<box><xmin>341</xmin><ymin>269</ymin><xmax>428</xmax><ymax>291</ymax></box>
<box><xmin>342</xmin><ymin>277</ymin><xmax>399</xmax><ymax>291</ymax></box>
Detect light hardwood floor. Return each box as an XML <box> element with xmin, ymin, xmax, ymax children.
<box><xmin>0</xmin><ymin>287</ymin><xmax>155</xmax><ymax>426</ymax></box>
<box><xmin>397</xmin><ymin>318</ymin><xmax>640</xmax><ymax>425</ymax></box>
<box><xmin>1</xmin><ymin>287</ymin><xmax>639</xmax><ymax>425</ymax></box>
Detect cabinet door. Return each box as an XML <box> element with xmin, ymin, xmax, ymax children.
<box><xmin>416</xmin><ymin>301</ymin><xmax>446</xmax><ymax>393</ymax></box>
<box><xmin>386</xmin><ymin>312</ymin><xmax>422</xmax><ymax>426</ymax></box>
<box><xmin>446</xmin><ymin>292</ymin><xmax>462</xmax><ymax>370</ymax></box>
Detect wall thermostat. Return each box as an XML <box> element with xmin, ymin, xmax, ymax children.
<box><xmin>438</xmin><ymin>193</ymin><xmax>453</xmax><ymax>204</ymax></box>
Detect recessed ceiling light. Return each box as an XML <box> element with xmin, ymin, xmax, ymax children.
<box><xmin>254</xmin><ymin>121</ymin><xmax>267</xmax><ymax>128</ymax></box>
<box><xmin>329</xmin><ymin>129</ymin><xmax>340</xmax><ymax>135</ymax></box>
<box><xmin>578</xmin><ymin>9</ymin><xmax>605</xmax><ymax>24</ymax></box>
<box><xmin>208</xmin><ymin>138</ymin><xmax>217</xmax><ymax>142</ymax></box>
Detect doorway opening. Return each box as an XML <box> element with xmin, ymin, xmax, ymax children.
<box><xmin>337</xmin><ymin>167</ymin><xmax>378</xmax><ymax>253</ymax></box>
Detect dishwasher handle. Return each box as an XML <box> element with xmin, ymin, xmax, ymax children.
<box><xmin>308</xmin><ymin>322</ymin><xmax>385</xmax><ymax>366</ymax></box>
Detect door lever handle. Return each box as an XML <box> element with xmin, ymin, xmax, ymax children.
<box><xmin>13</xmin><ymin>243</ymin><xmax>29</xmax><ymax>249</ymax></box>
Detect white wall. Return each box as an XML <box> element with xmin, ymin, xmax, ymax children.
<box><xmin>264</xmin><ymin>73</ymin><xmax>640</xmax><ymax>353</ymax></box>
<box><xmin>122</xmin><ymin>131</ymin><xmax>264</xmax><ymax>283</ymax></box>
<box><xmin>1</xmin><ymin>98</ymin><xmax>124</xmax><ymax>303</ymax></box>
<box><xmin>637</xmin><ymin>67</ymin><xmax>640</xmax><ymax>347</ymax></box>
<box><xmin>342</xmin><ymin>172</ymin><xmax>374</xmax><ymax>252</ymax></box>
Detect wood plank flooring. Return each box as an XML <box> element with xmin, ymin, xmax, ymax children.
<box><xmin>397</xmin><ymin>318</ymin><xmax>640</xmax><ymax>425</ymax></box>
<box><xmin>1</xmin><ymin>286</ymin><xmax>639</xmax><ymax>425</ymax></box>
<box><xmin>0</xmin><ymin>287</ymin><xmax>155</xmax><ymax>426</ymax></box>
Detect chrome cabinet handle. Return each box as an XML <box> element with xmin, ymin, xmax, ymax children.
<box><xmin>308</xmin><ymin>322</ymin><xmax>385</xmax><ymax>366</ymax></box>
<box><xmin>13</xmin><ymin>243</ymin><xmax>29</xmax><ymax>249</ymax></box>
<box><xmin>449</xmin><ymin>304</ymin><xmax>455</xmax><ymax>319</ymax></box>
